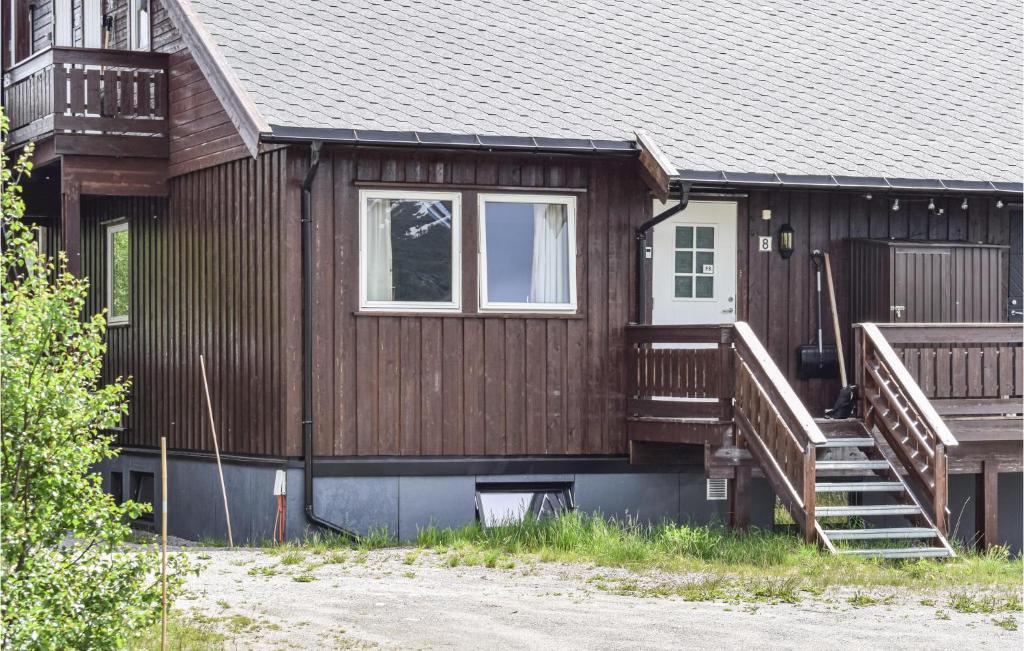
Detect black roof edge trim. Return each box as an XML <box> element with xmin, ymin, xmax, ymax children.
<box><xmin>676</xmin><ymin>170</ymin><xmax>1022</xmax><ymax>194</ymax></box>
<box><xmin>263</xmin><ymin>126</ymin><xmax>637</xmax><ymax>155</ymax></box>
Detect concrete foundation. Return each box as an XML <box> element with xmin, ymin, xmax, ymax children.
<box><xmin>98</xmin><ymin>453</ymin><xmax>775</xmax><ymax>544</ymax></box>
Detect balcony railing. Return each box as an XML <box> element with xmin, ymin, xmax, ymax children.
<box><xmin>3</xmin><ymin>47</ymin><xmax>168</xmax><ymax>156</ymax></box>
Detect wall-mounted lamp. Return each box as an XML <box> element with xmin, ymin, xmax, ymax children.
<box><xmin>996</xmin><ymin>199</ymin><xmax>1005</xmax><ymax>209</ymax></box>
<box><xmin>778</xmin><ymin>223</ymin><xmax>795</xmax><ymax>259</ymax></box>
<box><xmin>891</xmin><ymin>198</ymin><xmax>900</xmax><ymax>212</ymax></box>
<box><xmin>961</xmin><ymin>198</ymin><xmax>969</xmax><ymax>210</ymax></box>
<box><xmin>927</xmin><ymin>198</ymin><xmax>936</xmax><ymax>212</ymax></box>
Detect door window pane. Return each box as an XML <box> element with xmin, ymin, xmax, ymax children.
<box><xmin>696</xmin><ymin>251</ymin><xmax>714</xmax><ymax>271</ymax></box>
<box><xmin>695</xmin><ymin>276</ymin><xmax>714</xmax><ymax>298</ymax></box>
<box><xmin>675</xmin><ymin>250</ymin><xmax>693</xmax><ymax>274</ymax></box>
<box><xmin>696</xmin><ymin>226</ymin><xmax>715</xmax><ymax>249</ymax></box>
<box><xmin>363</xmin><ymin>194</ymin><xmax>457</xmax><ymax>307</ymax></box>
<box><xmin>675</xmin><ymin>226</ymin><xmax>693</xmax><ymax>249</ymax></box>
<box><xmin>675</xmin><ymin>275</ymin><xmax>693</xmax><ymax>298</ymax></box>
<box><xmin>481</xmin><ymin>198</ymin><xmax>575</xmax><ymax>308</ymax></box>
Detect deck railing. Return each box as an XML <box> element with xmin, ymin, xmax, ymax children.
<box><xmin>3</xmin><ymin>47</ymin><xmax>168</xmax><ymax>148</ymax></box>
<box><xmin>624</xmin><ymin>324</ymin><xmax>734</xmax><ymax>420</ymax></box>
<box><xmin>855</xmin><ymin>323</ymin><xmax>959</xmax><ymax>534</ymax></box>
<box><xmin>732</xmin><ymin>322</ymin><xmax>826</xmax><ymax>543</ymax></box>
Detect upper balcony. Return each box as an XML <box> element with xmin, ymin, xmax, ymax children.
<box><xmin>3</xmin><ymin>47</ymin><xmax>169</xmax><ymax>160</ymax></box>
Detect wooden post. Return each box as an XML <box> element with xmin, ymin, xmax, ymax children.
<box><xmin>933</xmin><ymin>444</ymin><xmax>948</xmax><ymax>535</ymax></box>
<box><xmin>730</xmin><ymin>466</ymin><xmax>750</xmax><ymax>532</ymax></box>
<box><xmin>975</xmin><ymin>461</ymin><xmax>999</xmax><ymax>550</ymax></box>
<box><xmin>199</xmin><ymin>355</ymin><xmax>234</xmax><ymax>548</ymax></box>
<box><xmin>160</xmin><ymin>437</ymin><xmax>168</xmax><ymax>651</ymax></box>
<box><xmin>61</xmin><ymin>179</ymin><xmax>82</xmax><ymax>276</ymax></box>
<box><xmin>802</xmin><ymin>445</ymin><xmax>817</xmax><ymax>544</ymax></box>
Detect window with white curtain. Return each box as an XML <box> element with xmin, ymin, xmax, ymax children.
<box><xmin>478</xmin><ymin>194</ymin><xmax>577</xmax><ymax>312</ymax></box>
<box><xmin>129</xmin><ymin>0</ymin><xmax>151</xmax><ymax>51</ymax></box>
<box><xmin>359</xmin><ymin>190</ymin><xmax>461</xmax><ymax>311</ymax></box>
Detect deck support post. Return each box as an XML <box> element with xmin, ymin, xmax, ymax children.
<box><xmin>729</xmin><ymin>466</ymin><xmax>750</xmax><ymax>532</ymax></box>
<box><xmin>61</xmin><ymin>178</ymin><xmax>82</xmax><ymax>276</ymax></box>
<box><xmin>975</xmin><ymin>461</ymin><xmax>999</xmax><ymax>550</ymax></box>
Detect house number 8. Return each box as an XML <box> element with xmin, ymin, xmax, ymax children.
<box><xmin>758</xmin><ymin>235</ymin><xmax>772</xmax><ymax>252</ymax></box>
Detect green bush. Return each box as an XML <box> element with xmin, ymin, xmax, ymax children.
<box><xmin>0</xmin><ymin>110</ymin><xmax>188</xmax><ymax>649</ymax></box>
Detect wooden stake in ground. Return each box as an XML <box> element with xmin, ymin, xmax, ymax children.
<box><xmin>199</xmin><ymin>354</ymin><xmax>234</xmax><ymax>548</ymax></box>
<box><xmin>160</xmin><ymin>436</ymin><xmax>168</xmax><ymax>651</ymax></box>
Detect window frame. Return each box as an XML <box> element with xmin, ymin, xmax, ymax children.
<box><xmin>128</xmin><ymin>0</ymin><xmax>152</xmax><ymax>51</ymax></box>
<box><xmin>477</xmin><ymin>193</ymin><xmax>578</xmax><ymax>314</ymax></box>
<box><xmin>358</xmin><ymin>188</ymin><xmax>462</xmax><ymax>313</ymax></box>
<box><xmin>671</xmin><ymin>222</ymin><xmax>718</xmax><ymax>303</ymax></box>
<box><xmin>106</xmin><ymin>221</ymin><xmax>130</xmax><ymax>326</ymax></box>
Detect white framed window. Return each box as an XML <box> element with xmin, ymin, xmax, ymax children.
<box><xmin>358</xmin><ymin>189</ymin><xmax>461</xmax><ymax>312</ymax></box>
<box><xmin>478</xmin><ymin>194</ymin><xmax>577</xmax><ymax>313</ymax></box>
<box><xmin>672</xmin><ymin>223</ymin><xmax>716</xmax><ymax>301</ymax></box>
<box><xmin>129</xmin><ymin>0</ymin><xmax>152</xmax><ymax>51</ymax></box>
<box><xmin>106</xmin><ymin>222</ymin><xmax>130</xmax><ymax>325</ymax></box>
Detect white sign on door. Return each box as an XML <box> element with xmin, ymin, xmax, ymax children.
<box><xmin>758</xmin><ymin>235</ymin><xmax>772</xmax><ymax>252</ymax></box>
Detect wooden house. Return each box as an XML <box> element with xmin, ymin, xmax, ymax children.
<box><xmin>4</xmin><ymin>0</ymin><xmax>1021</xmax><ymax>555</ymax></box>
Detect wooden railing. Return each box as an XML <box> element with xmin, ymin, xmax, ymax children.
<box><xmin>732</xmin><ymin>322</ymin><xmax>826</xmax><ymax>543</ymax></box>
<box><xmin>870</xmin><ymin>324</ymin><xmax>1023</xmax><ymax>417</ymax></box>
<box><xmin>2</xmin><ymin>47</ymin><xmax>168</xmax><ymax>148</ymax></box>
<box><xmin>856</xmin><ymin>323</ymin><xmax>958</xmax><ymax>534</ymax></box>
<box><xmin>625</xmin><ymin>324</ymin><xmax>734</xmax><ymax>420</ymax></box>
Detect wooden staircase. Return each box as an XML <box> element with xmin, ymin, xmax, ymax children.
<box><xmin>813</xmin><ymin>420</ymin><xmax>954</xmax><ymax>558</ymax></box>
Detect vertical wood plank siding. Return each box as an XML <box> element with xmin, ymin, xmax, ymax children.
<box><xmin>737</xmin><ymin>192</ymin><xmax>1013</xmax><ymax>414</ymax></box>
<box><xmin>82</xmin><ymin>149</ymin><xmax>301</xmax><ymax>456</ymax></box>
<box><xmin>310</xmin><ymin>149</ymin><xmax>649</xmax><ymax>457</ymax></box>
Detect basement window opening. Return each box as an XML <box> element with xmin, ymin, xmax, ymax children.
<box><xmin>129</xmin><ymin>471</ymin><xmax>154</xmax><ymax>525</ymax></box>
<box><xmin>475</xmin><ymin>483</ymin><xmax>574</xmax><ymax>527</ymax></box>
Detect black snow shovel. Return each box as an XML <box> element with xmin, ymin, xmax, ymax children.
<box><xmin>797</xmin><ymin>250</ymin><xmax>839</xmax><ymax>380</ymax></box>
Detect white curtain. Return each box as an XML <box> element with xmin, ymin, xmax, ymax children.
<box><xmin>529</xmin><ymin>204</ymin><xmax>569</xmax><ymax>303</ymax></box>
<box><xmin>366</xmin><ymin>199</ymin><xmax>394</xmax><ymax>301</ymax></box>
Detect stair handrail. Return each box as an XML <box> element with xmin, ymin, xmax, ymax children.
<box><xmin>732</xmin><ymin>322</ymin><xmax>825</xmax><ymax>543</ymax></box>
<box><xmin>856</xmin><ymin>323</ymin><xmax>957</xmax><ymax>534</ymax></box>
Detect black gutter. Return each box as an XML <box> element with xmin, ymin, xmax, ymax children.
<box><xmin>634</xmin><ymin>182</ymin><xmax>690</xmax><ymax>324</ymax></box>
<box><xmin>301</xmin><ymin>141</ymin><xmax>359</xmax><ymax>541</ymax></box>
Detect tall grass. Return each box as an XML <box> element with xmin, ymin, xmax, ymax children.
<box><xmin>414</xmin><ymin>512</ymin><xmax>1022</xmax><ymax>590</ymax></box>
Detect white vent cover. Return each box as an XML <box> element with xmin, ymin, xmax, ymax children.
<box><xmin>706</xmin><ymin>478</ymin><xmax>728</xmax><ymax>501</ymax></box>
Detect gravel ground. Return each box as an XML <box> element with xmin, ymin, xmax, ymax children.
<box><xmin>172</xmin><ymin>548</ymin><xmax>1022</xmax><ymax>650</ymax></box>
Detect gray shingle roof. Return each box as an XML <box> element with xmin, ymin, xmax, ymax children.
<box><xmin>186</xmin><ymin>0</ymin><xmax>1023</xmax><ymax>183</ymax></box>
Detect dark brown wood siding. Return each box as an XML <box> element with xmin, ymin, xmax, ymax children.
<box><xmin>735</xmin><ymin>191</ymin><xmax>1014</xmax><ymax>414</ymax></box>
<box><xmin>308</xmin><ymin>148</ymin><xmax>649</xmax><ymax>457</ymax></box>
<box><xmin>82</xmin><ymin>148</ymin><xmax>301</xmax><ymax>456</ymax></box>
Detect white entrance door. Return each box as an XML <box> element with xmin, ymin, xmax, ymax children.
<box><xmin>651</xmin><ymin>200</ymin><xmax>738</xmax><ymax>325</ymax></box>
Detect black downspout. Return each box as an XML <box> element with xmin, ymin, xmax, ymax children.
<box><xmin>634</xmin><ymin>183</ymin><xmax>690</xmax><ymax>323</ymax></box>
<box><xmin>301</xmin><ymin>141</ymin><xmax>359</xmax><ymax>541</ymax></box>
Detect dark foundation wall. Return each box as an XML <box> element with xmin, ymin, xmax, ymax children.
<box><xmin>308</xmin><ymin>148</ymin><xmax>651</xmax><ymax>457</ymax></box>
<box><xmin>735</xmin><ymin>190</ymin><xmax>1014</xmax><ymax>414</ymax></box>
<box><xmin>81</xmin><ymin>148</ymin><xmax>302</xmax><ymax>456</ymax></box>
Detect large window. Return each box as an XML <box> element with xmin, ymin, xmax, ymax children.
<box><xmin>106</xmin><ymin>222</ymin><xmax>130</xmax><ymax>325</ymax></box>
<box><xmin>478</xmin><ymin>194</ymin><xmax>577</xmax><ymax>312</ymax></box>
<box><xmin>359</xmin><ymin>190</ymin><xmax>461</xmax><ymax>311</ymax></box>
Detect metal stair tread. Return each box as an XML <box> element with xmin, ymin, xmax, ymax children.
<box><xmin>815</xmin><ymin>481</ymin><xmax>904</xmax><ymax>492</ymax></box>
<box><xmin>837</xmin><ymin>547</ymin><xmax>953</xmax><ymax>559</ymax></box>
<box><xmin>816</xmin><ymin>504</ymin><xmax>921</xmax><ymax>517</ymax></box>
<box><xmin>822</xmin><ymin>527</ymin><xmax>936</xmax><ymax>540</ymax></box>
<box><xmin>816</xmin><ymin>460</ymin><xmax>891</xmax><ymax>471</ymax></box>
<box><xmin>818</xmin><ymin>437</ymin><xmax>875</xmax><ymax>449</ymax></box>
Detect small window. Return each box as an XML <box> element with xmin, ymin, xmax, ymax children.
<box><xmin>674</xmin><ymin>225</ymin><xmax>715</xmax><ymax>299</ymax></box>
<box><xmin>129</xmin><ymin>0</ymin><xmax>151</xmax><ymax>51</ymax></box>
<box><xmin>475</xmin><ymin>483</ymin><xmax>574</xmax><ymax>527</ymax></box>
<box><xmin>359</xmin><ymin>190</ymin><xmax>461</xmax><ymax>311</ymax></box>
<box><xmin>106</xmin><ymin>222</ymin><xmax>130</xmax><ymax>325</ymax></box>
<box><xmin>129</xmin><ymin>471</ymin><xmax>154</xmax><ymax>523</ymax></box>
<box><xmin>478</xmin><ymin>194</ymin><xmax>577</xmax><ymax>312</ymax></box>
<box><xmin>110</xmin><ymin>471</ymin><xmax>124</xmax><ymax>505</ymax></box>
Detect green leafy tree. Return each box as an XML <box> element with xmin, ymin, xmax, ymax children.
<box><xmin>1</xmin><ymin>110</ymin><xmax>185</xmax><ymax>648</ymax></box>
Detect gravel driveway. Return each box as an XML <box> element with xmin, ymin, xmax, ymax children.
<box><xmin>174</xmin><ymin>548</ymin><xmax>1022</xmax><ymax>650</ymax></box>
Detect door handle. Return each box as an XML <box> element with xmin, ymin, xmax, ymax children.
<box><xmin>722</xmin><ymin>307</ymin><xmax>735</xmax><ymax>314</ymax></box>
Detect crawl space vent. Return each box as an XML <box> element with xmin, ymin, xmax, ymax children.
<box><xmin>706</xmin><ymin>478</ymin><xmax>728</xmax><ymax>501</ymax></box>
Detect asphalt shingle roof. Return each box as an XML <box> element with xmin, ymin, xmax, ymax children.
<box><xmin>187</xmin><ymin>0</ymin><xmax>1023</xmax><ymax>183</ymax></box>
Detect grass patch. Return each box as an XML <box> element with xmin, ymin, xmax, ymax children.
<box><xmin>993</xmin><ymin>616</ymin><xmax>1019</xmax><ymax>631</ymax></box>
<box><xmin>848</xmin><ymin>592</ymin><xmax>881</xmax><ymax>607</ymax></box>
<box><xmin>278</xmin><ymin>551</ymin><xmax>305</xmax><ymax>566</ymax></box>
<box><xmin>948</xmin><ymin>592</ymin><xmax>1021</xmax><ymax>614</ymax></box>
<box><xmin>134</xmin><ymin>611</ymin><xmax>228</xmax><ymax>650</ymax></box>
<box><xmin>411</xmin><ymin>512</ymin><xmax>1022</xmax><ymax>591</ymax></box>
<box><xmin>293</xmin><ymin>574</ymin><xmax>316</xmax><ymax>583</ymax></box>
